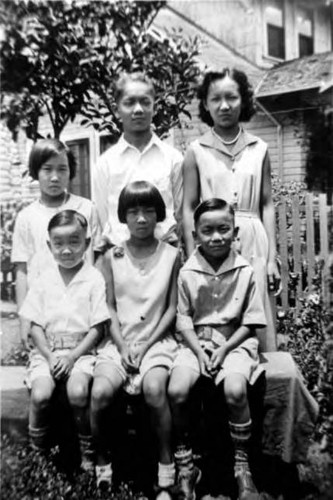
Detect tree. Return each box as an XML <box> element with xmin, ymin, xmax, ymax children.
<box><xmin>0</xmin><ymin>0</ymin><xmax>200</xmax><ymax>140</ymax></box>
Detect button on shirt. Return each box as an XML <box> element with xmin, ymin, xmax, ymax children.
<box><xmin>177</xmin><ymin>248</ymin><xmax>266</xmax><ymax>335</ymax></box>
<box><xmin>19</xmin><ymin>262</ymin><xmax>110</xmax><ymax>350</ymax></box>
<box><xmin>92</xmin><ymin>134</ymin><xmax>183</xmax><ymax>245</ymax></box>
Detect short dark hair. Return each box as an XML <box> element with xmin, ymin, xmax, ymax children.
<box><xmin>194</xmin><ymin>198</ymin><xmax>235</xmax><ymax>226</ymax></box>
<box><xmin>48</xmin><ymin>209</ymin><xmax>88</xmax><ymax>235</ymax></box>
<box><xmin>198</xmin><ymin>68</ymin><xmax>256</xmax><ymax>126</ymax></box>
<box><xmin>118</xmin><ymin>181</ymin><xmax>166</xmax><ymax>223</ymax></box>
<box><xmin>114</xmin><ymin>71</ymin><xmax>155</xmax><ymax>103</ymax></box>
<box><xmin>28</xmin><ymin>139</ymin><xmax>76</xmax><ymax>180</ymax></box>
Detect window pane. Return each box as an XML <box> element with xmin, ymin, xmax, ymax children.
<box><xmin>67</xmin><ymin>139</ymin><xmax>91</xmax><ymax>199</ymax></box>
<box><xmin>268</xmin><ymin>24</ymin><xmax>285</xmax><ymax>59</ymax></box>
<box><xmin>299</xmin><ymin>34</ymin><xmax>314</xmax><ymax>57</ymax></box>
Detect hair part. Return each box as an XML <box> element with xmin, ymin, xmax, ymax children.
<box><xmin>48</xmin><ymin>209</ymin><xmax>88</xmax><ymax>235</ymax></box>
<box><xmin>118</xmin><ymin>181</ymin><xmax>166</xmax><ymax>223</ymax></box>
<box><xmin>28</xmin><ymin>138</ymin><xmax>76</xmax><ymax>180</ymax></box>
<box><xmin>198</xmin><ymin>68</ymin><xmax>256</xmax><ymax>126</ymax></box>
<box><xmin>194</xmin><ymin>198</ymin><xmax>235</xmax><ymax>226</ymax></box>
<box><xmin>114</xmin><ymin>71</ymin><xmax>155</xmax><ymax>103</ymax></box>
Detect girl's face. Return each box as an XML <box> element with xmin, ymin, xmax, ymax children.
<box><xmin>125</xmin><ymin>205</ymin><xmax>157</xmax><ymax>240</ymax></box>
<box><xmin>38</xmin><ymin>152</ymin><xmax>70</xmax><ymax>200</ymax></box>
<box><xmin>117</xmin><ymin>81</ymin><xmax>155</xmax><ymax>135</ymax></box>
<box><xmin>204</xmin><ymin>76</ymin><xmax>242</xmax><ymax>129</ymax></box>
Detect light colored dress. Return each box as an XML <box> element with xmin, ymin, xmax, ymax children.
<box><xmin>187</xmin><ymin>128</ymin><xmax>275</xmax><ymax>350</ymax></box>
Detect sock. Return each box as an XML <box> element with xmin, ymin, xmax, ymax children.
<box><xmin>174</xmin><ymin>445</ymin><xmax>194</xmax><ymax>474</ymax></box>
<box><xmin>229</xmin><ymin>419</ymin><xmax>252</xmax><ymax>474</ymax></box>
<box><xmin>29</xmin><ymin>425</ymin><xmax>49</xmax><ymax>450</ymax></box>
<box><xmin>158</xmin><ymin>462</ymin><xmax>176</xmax><ymax>488</ymax></box>
<box><xmin>79</xmin><ymin>434</ymin><xmax>94</xmax><ymax>463</ymax></box>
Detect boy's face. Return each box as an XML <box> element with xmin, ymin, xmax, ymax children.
<box><xmin>48</xmin><ymin>222</ymin><xmax>88</xmax><ymax>270</ymax></box>
<box><xmin>194</xmin><ymin>209</ymin><xmax>237</xmax><ymax>263</ymax></box>
<box><xmin>117</xmin><ymin>81</ymin><xmax>154</xmax><ymax>135</ymax></box>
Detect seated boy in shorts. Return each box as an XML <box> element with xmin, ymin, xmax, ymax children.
<box><xmin>168</xmin><ymin>198</ymin><xmax>266</xmax><ymax>500</ymax></box>
<box><xmin>20</xmin><ymin>210</ymin><xmax>110</xmax><ymax>471</ymax></box>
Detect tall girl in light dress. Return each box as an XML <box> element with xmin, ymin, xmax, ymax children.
<box><xmin>182</xmin><ymin>69</ymin><xmax>281</xmax><ymax>351</ymax></box>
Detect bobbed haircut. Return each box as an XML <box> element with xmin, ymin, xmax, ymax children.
<box><xmin>117</xmin><ymin>181</ymin><xmax>166</xmax><ymax>223</ymax></box>
<box><xmin>48</xmin><ymin>209</ymin><xmax>88</xmax><ymax>235</ymax></box>
<box><xmin>198</xmin><ymin>68</ymin><xmax>256</xmax><ymax>126</ymax></box>
<box><xmin>194</xmin><ymin>198</ymin><xmax>235</xmax><ymax>227</ymax></box>
<box><xmin>28</xmin><ymin>139</ymin><xmax>76</xmax><ymax>180</ymax></box>
<box><xmin>114</xmin><ymin>71</ymin><xmax>155</xmax><ymax>103</ymax></box>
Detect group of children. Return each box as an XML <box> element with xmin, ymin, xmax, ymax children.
<box><xmin>10</xmin><ymin>69</ymin><xmax>271</xmax><ymax>500</ymax></box>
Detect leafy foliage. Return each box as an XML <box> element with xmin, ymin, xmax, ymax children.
<box><xmin>1</xmin><ymin>435</ymin><xmax>143</xmax><ymax>499</ymax></box>
<box><xmin>0</xmin><ymin>0</ymin><xmax>200</xmax><ymax>140</ymax></box>
<box><xmin>277</xmin><ymin>261</ymin><xmax>332</xmax><ymax>447</ymax></box>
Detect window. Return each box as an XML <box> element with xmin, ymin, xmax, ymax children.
<box><xmin>265</xmin><ymin>0</ymin><xmax>285</xmax><ymax>59</ymax></box>
<box><xmin>67</xmin><ymin>139</ymin><xmax>91</xmax><ymax>199</ymax></box>
<box><xmin>100</xmin><ymin>135</ymin><xmax>117</xmax><ymax>154</ymax></box>
<box><xmin>297</xmin><ymin>7</ymin><xmax>313</xmax><ymax>57</ymax></box>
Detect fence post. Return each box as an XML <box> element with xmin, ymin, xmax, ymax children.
<box><xmin>306</xmin><ymin>193</ymin><xmax>315</xmax><ymax>290</ymax></box>
<box><xmin>278</xmin><ymin>199</ymin><xmax>289</xmax><ymax>309</ymax></box>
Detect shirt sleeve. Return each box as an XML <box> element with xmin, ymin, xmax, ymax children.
<box><xmin>176</xmin><ymin>274</ymin><xmax>194</xmax><ymax>332</ymax></box>
<box><xmin>89</xmin><ymin>271</ymin><xmax>111</xmax><ymax>328</ymax></box>
<box><xmin>19</xmin><ymin>280</ymin><xmax>45</xmax><ymax>327</ymax></box>
<box><xmin>241</xmin><ymin>271</ymin><xmax>267</xmax><ymax>328</ymax></box>
<box><xmin>170</xmin><ymin>152</ymin><xmax>184</xmax><ymax>229</ymax></box>
<box><xmin>11</xmin><ymin>209</ymin><xmax>31</xmax><ymax>263</ymax></box>
<box><xmin>92</xmin><ymin>156</ymin><xmax>109</xmax><ymax>236</ymax></box>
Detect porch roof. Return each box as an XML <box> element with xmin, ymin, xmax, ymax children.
<box><xmin>256</xmin><ymin>51</ymin><xmax>333</xmax><ymax>98</ymax></box>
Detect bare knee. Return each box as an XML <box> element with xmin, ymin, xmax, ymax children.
<box><xmin>91</xmin><ymin>377</ymin><xmax>117</xmax><ymax>410</ymax></box>
<box><xmin>168</xmin><ymin>377</ymin><xmax>193</xmax><ymax>406</ymax></box>
<box><xmin>224</xmin><ymin>375</ymin><xmax>247</xmax><ymax>410</ymax></box>
<box><xmin>31</xmin><ymin>381</ymin><xmax>53</xmax><ymax>410</ymax></box>
<box><xmin>67</xmin><ymin>376</ymin><xmax>90</xmax><ymax>407</ymax></box>
<box><xmin>143</xmin><ymin>376</ymin><xmax>167</xmax><ymax>407</ymax></box>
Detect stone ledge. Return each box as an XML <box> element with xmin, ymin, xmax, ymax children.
<box><xmin>1</xmin><ymin>366</ymin><xmax>29</xmax><ymax>440</ymax></box>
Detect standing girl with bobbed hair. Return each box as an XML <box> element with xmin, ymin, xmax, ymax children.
<box><xmin>11</xmin><ymin>138</ymin><xmax>102</xmax><ymax>347</ymax></box>
<box><xmin>182</xmin><ymin>68</ymin><xmax>281</xmax><ymax>351</ymax></box>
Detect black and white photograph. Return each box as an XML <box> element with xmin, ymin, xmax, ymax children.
<box><xmin>1</xmin><ymin>1</ymin><xmax>332</xmax><ymax>499</ymax></box>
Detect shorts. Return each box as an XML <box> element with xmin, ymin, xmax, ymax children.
<box><xmin>173</xmin><ymin>336</ymin><xmax>263</xmax><ymax>386</ymax></box>
<box><xmin>26</xmin><ymin>349</ymin><xmax>96</xmax><ymax>388</ymax></box>
<box><xmin>95</xmin><ymin>337</ymin><xmax>179</xmax><ymax>394</ymax></box>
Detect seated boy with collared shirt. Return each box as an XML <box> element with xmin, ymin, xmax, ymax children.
<box><xmin>20</xmin><ymin>210</ymin><xmax>110</xmax><ymax>472</ymax></box>
<box><xmin>168</xmin><ymin>198</ymin><xmax>266</xmax><ymax>500</ymax></box>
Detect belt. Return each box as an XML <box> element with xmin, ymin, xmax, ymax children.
<box><xmin>235</xmin><ymin>210</ymin><xmax>260</xmax><ymax>219</ymax></box>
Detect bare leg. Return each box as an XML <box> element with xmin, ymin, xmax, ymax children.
<box><xmin>67</xmin><ymin>372</ymin><xmax>93</xmax><ymax>469</ymax></box>
<box><xmin>224</xmin><ymin>374</ymin><xmax>258</xmax><ymax>500</ymax></box>
<box><xmin>29</xmin><ymin>376</ymin><xmax>55</xmax><ymax>450</ymax></box>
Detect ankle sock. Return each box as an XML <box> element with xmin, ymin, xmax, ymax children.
<box><xmin>158</xmin><ymin>462</ymin><xmax>176</xmax><ymax>488</ymax></box>
<box><xmin>29</xmin><ymin>425</ymin><xmax>49</xmax><ymax>450</ymax></box>
<box><xmin>174</xmin><ymin>445</ymin><xmax>194</xmax><ymax>473</ymax></box>
<box><xmin>229</xmin><ymin>419</ymin><xmax>252</xmax><ymax>472</ymax></box>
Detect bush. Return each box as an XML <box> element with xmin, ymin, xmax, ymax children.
<box><xmin>1</xmin><ymin>434</ymin><xmax>146</xmax><ymax>500</ymax></box>
<box><xmin>277</xmin><ymin>260</ymin><xmax>332</xmax><ymax>448</ymax></box>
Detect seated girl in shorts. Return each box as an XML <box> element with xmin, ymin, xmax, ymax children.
<box><xmin>19</xmin><ymin>210</ymin><xmax>109</xmax><ymax>471</ymax></box>
<box><xmin>168</xmin><ymin>198</ymin><xmax>266</xmax><ymax>500</ymax></box>
<box><xmin>91</xmin><ymin>181</ymin><xmax>180</xmax><ymax>499</ymax></box>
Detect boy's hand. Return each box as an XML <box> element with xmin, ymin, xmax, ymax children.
<box><xmin>130</xmin><ymin>343</ymin><xmax>146</xmax><ymax>370</ymax></box>
<box><xmin>48</xmin><ymin>353</ymin><xmax>60</xmax><ymax>375</ymax></box>
<box><xmin>120</xmin><ymin>344</ymin><xmax>138</xmax><ymax>373</ymax></box>
<box><xmin>210</xmin><ymin>345</ymin><xmax>227</xmax><ymax>372</ymax></box>
<box><xmin>52</xmin><ymin>354</ymin><xmax>74</xmax><ymax>380</ymax></box>
<box><xmin>197</xmin><ymin>348</ymin><xmax>212</xmax><ymax>376</ymax></box>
